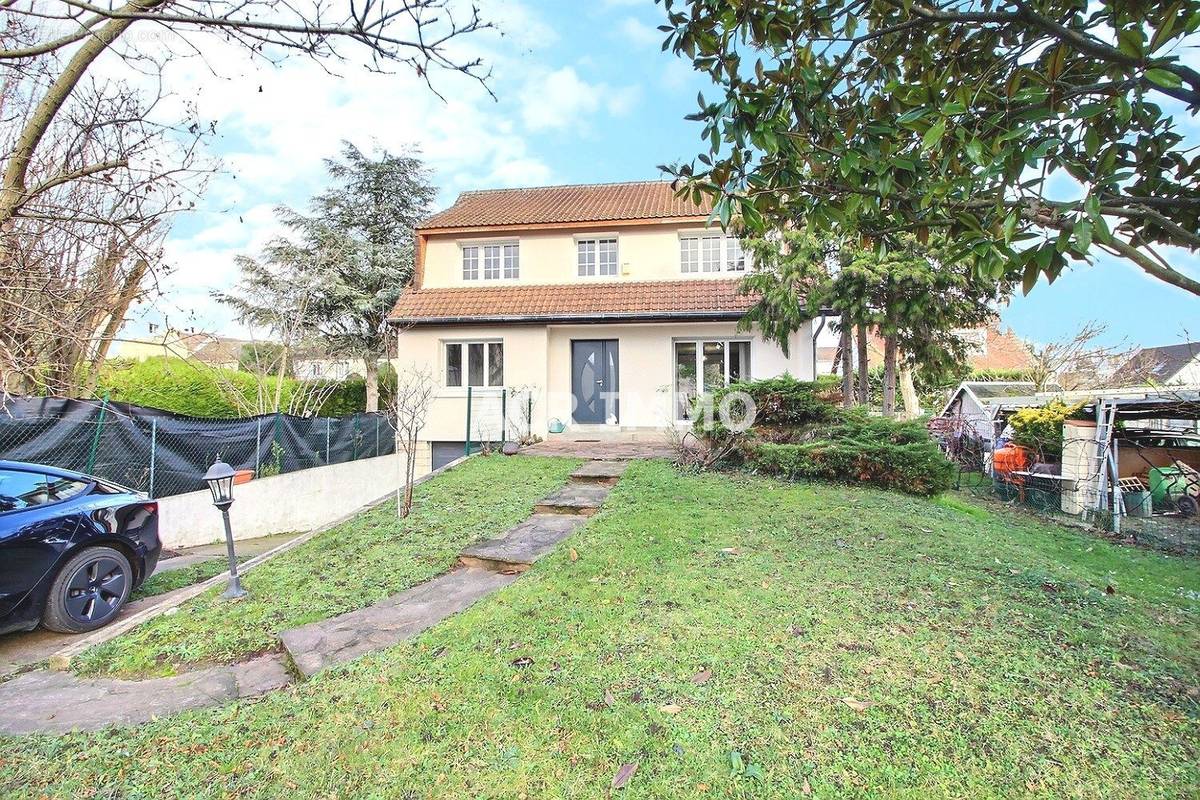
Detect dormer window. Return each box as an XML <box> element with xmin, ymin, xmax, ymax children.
<box><xmin>680</xmin><ymin>233</ymin><xmax>746</xmax><ymax>273</ymax></box>
<box><xmin>577</xmin><ymin>237</ymin><xmax>618</xmax><ymax>277</ymax></box>
<box><xmin>462</xmin><ymin>241</ymin><xmax>519</xmax><ymax>281</ymax></box>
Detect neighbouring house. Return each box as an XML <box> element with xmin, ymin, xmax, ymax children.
<box><xmin>1111</xmin><ymin>341</ymin><xmax>1200</xmax><ymax>387</ymax></box>
<box><xmin>388</xmin><ymin>180</ymin><xmax>819</xmax><ymax>470</ymax></box>
<box><xmin>814</xmin><ymin>324</ymin><xmax>1033</xmax><ymax>376</ymax></box>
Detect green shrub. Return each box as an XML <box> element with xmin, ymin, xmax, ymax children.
<box><xmin>745</xmin><ymin>410</ymin><xmax>955</xmax><ymax>495</ymax></box>
<box><xmin>696</xmin><ymin>375</ymin><xmax>840</xmax><ymax>437</ymax></box>
<box><xmin>1008</xmin><ymin>399</ymin><xmax>1087</xmax><ymax>459</ymax></box>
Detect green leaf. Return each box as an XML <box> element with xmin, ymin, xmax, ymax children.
<box><xmin>897</xmin><ymin>107</ymin><xmax>930</xmax><ymax>124</ymax></box>
<box><xmin>1022</xmin><ymin>259</ymin><xmax>1040</xmax><ymax>295</ymax></box>
<box><xmin>1144</xmin><ymin>68</ymin><xmax>1183</xmax><ymax>89</ymax></box>
<box><xmin>922</xmin><ymin>119</ymin><xmax>946</xmax><ymax>150</ymax></box>
<box><xmin>1074</xmin><ymin>218</ymin><xmax>1093</xmax><ymax>252</ymax></box>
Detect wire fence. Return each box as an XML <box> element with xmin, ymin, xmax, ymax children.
<box><xmin>0</xmin><ymin>397</ymin><xmax>396</xmax><ymax>499</ymax></box>
<box><xmin>458</xmin><ymin>386</ymin><xmax>539</xmax><ymax>456</ymax></box>
<box><xmin>931</xmin><ymin>412</ymin><xmax>1200</xmax><ymax>555</ymax></box>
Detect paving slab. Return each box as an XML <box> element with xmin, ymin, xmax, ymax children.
<box><xmin>570</xmin><ymin>461</ymin><xmax>629</xmax><ymax>485</ymax></box>
<box><xmin>460</xmin><ymin>514</ymin><xmax>587</xmax><ymax>571</ymax></box>
<box><xmin>0</xmin><ymin>654</ymin><xmax>292</xmax><ymax>734</ymax></box>
<box><xmin>279</xmin><ymin>567</ymin><xmax>519</xmax><ymax>678</ymax></box>
<box><xmin>534</xmin><ymin>483</ymin><xmax>612</xmax><ymax>515</ymax></box>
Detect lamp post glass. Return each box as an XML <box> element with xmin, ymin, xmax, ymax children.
<box><xmin>203</xmin><ymin>459</ymin><xmax>246</xmax><ymax>599</ymax></box>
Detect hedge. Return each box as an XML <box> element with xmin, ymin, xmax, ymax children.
<box><xmin>695</xmin><ymin>375</ymin><xmax>841</xmax><ymax>439</ymax></box>
<box><xmin>746</xmin><ymin>411</ymin><xmax>955</xmax><ymax>496</ymax></box>
<box><xmin>95</xmin><ymin>357</ymin><xmax>390</xmax><ymax>418</ymax></box>
<box><xmin>1008</xmin><ymin>399</ymin><xmax>1088</xmax><ymax>459</ymax></box>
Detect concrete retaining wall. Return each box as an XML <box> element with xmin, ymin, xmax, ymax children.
<box><xmin>156</xmin><ymin>453</ymin><xmax>428</xmax><ymax>548</ymax></box>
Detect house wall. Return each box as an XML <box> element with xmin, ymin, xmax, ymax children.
<box><xmin>421</xmin><ymin>220</ymin><xmax>740</xmax><ymax>289</ymax></box>
<box><xmin>393</xmin><ymin>320</ymin><xmax>815</xmax><ymax>451</ymax></box>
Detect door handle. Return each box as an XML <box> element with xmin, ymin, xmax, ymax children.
<box><xmin>596</xmin><ymin>379</ymin><xmax>604</xmax><ymax>385</ymax></box>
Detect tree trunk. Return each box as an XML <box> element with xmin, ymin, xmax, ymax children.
<box><xmin>900</xmin><ymin>364</ymin><xmax>921</xmax><ymax>419</ymax></box>
<box><xmin>855</xmin><ymin>323</ymin><xmax>869</xmax><ymax>406</ymax></box>
<box><xmin>882</xmin><ymin>334</ymin><xmax>898</xmax><ymax>417</ymax></box>
<box><xmin>838</xmin><ymin>316</ymin><xmax>853</xmax><ymax>408</ymax></box>
<box><xmin>364</xmin><ymin>355</ymin><xmax>379</xmax><ymax>413</ymax></box>
<box><xmin>82</xmin><ymin>257</ymin><xmax>150</xmax><ymax>397</ymax></box>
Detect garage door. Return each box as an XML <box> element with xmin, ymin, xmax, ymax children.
<box><xmin>431</xmin><ymin>441</ymin><xmax>476</xmax><ymax>470</ymax></box>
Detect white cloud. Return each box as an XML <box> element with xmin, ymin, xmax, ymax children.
<box><xmin>518</xmin><ymin>66</ymin><xmax>639</xmax><ymax>132</ymax></box>
<box><xmin>619</xmin><ymin>16</ymin><xmax>663</xmax><ymax>48</ymax></box>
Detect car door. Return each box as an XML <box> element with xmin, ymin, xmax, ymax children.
<box><xmin>0</xmin><ymin>468</ymin><xmax>87</xmax><ymax>618</ymax></box>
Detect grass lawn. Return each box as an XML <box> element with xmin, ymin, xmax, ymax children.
<box><xmin>128</xmin><ymin>558</ymin><xmax>232</xmax><ymax>602</ymax></box>
<box><xmin>3</xmin><ymin>459</ymin><xmax>1197</xmax><ymax>798</ymax></box>
<box><xmin>72</xmin><ymin>455</ymin><xmax>580</xmax><ymax>677</ymax></box>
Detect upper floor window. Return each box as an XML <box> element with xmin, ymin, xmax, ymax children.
<box><xmin>680</xmin><ymin>234</ymin><xmax>745</xmax><ymax>274</ymax></box>
<box><xmin>462</xmin><ymin>242</ymin><xmax>518</xmax><ymax>281</ymax></box>
<box><xmin>578</xmin><ymin>238</ymin><xmax>618</xmax><ymax>277</ymax></box>
<box><xmin>445</xmin><ymin>340</ymin><xmax>504</xmax><ymax>388</ymax></box>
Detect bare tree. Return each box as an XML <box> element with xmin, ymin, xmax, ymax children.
<box><xmin>1025</xmin><ymin>322</ymin><xmax>1133</xmax><ymax>392</ymax></box>
<box><xmin>0</xmin><ymin>20</ymin><xmax>209</xmax><ymax>396</ymax></box>
<box><xmin>0</xmin><ymin>0</ymin><xmax>491</xmax><ymax>233</ymax></box>
<box><xmin>387</xmin><ymin>364</ymin><xmax>435</xmax><ymax>518</ymax></box>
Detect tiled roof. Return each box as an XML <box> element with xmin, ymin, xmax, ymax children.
<box><xmin>419</xmin><ymin>181</ymin><xmax>711</xmax><ymax>230</ymax></box>
<box><xmin>1112</xmin><ymin>341</ymin><xmax>1200</xmax><ymax>385</ymax></box>
<box><xmin>389</xmin><ymin>279</ymin><xmax>754</xmax><ymax>324</ymax></box>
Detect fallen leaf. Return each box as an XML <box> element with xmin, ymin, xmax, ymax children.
<box><xmin>841</xmin><ymin>696</ymin><xmax>875</xmax><ymax>712</ymax></box>
<box><xmin>511</xmin><ymin>656</ymin><xmax>533</xmax><ymax>668</ymax></box>
<box><xmin>1105</xmin><ymin>584</ymin><xmax>1115</xmax><ymax>595</ymax></box>
<box><xmin>612</xmin><ymin>763</ymin><xmax>638</xmax><ymax>789</ymax></box>
<box><xmin>720</xmin><ymin>547</ymin><xmax>740</xmax><ymax>555</ymax></box>
<box><xmin>658</xmin><ymin>703</ymin><xmax>682</xmax><ymax>715</ymax></box>
<box><xmin>569</xmin><ymin>548</ymin><xmax>579</xmax><ymax>562</ymax></box>
<box><xmin>802</xmin><ymin>777</ymin><xmax>813</xmax><ymax>795</ymax></box>
<box><xmin>691</xmin><ymin>669</ymin><xmax>712</xmax><ymax>685</ymax></box>
<box><xmin>604</xmin><ymin>690</ymin><xmax>616</xmax><ymax>706</ymax></box>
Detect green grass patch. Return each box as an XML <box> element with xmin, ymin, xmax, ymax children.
<box><xmin>73</xmin><ymin>455</ymin><xmax>580</xmax><ymax>678</ymax></box>
<box><xmin>4</xmin><ymin>460</ymin><xmax>1197</xmax><ymax>798</ymax></box>
<box><xmin>129</xmin><ymin>559</ymin><xmax>231</xmax><ymax>602</ymax></box>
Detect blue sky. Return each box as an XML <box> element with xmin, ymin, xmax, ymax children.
<box><xmin>147</xmin><ymin>0</ymin><xmax>1198</xmax><ymax>350</ymax></box>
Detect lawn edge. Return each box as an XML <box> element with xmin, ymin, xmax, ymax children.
<box><xmin>49</xmin><ymin>453</ymin><xmax>478</xmax><ymax>672</ymax></box>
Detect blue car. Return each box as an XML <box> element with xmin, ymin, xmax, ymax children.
<box><xmin>0</xmin><ymin>460</ymin><xmax>161</xmax><ymax>635</ymax></box>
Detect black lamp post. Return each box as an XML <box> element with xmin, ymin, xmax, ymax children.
<box><xmin>203</xmin><ymin>459</ymin><xmax>246</xmax><ymax>600</ymax></box>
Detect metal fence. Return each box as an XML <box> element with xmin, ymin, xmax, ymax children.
<box><xmin>932</xmin><ymin>412</ymin><xmax>1199</xmax><ymax>555</ymax></box>
<box><xmin>0</xmin><ymin>397</ymin><xmax>396</xmax><ymax>499</ymax></box>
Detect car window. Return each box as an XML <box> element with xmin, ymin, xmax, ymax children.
<box><xmin>45</xmin><ymin>476</ymin><xmax>90</xmax><ymax>502</ymax></box>
<box><xmin>0</xmin><ymin>469</ymin><xmax>52</xmax><ymax>512</ymax></box>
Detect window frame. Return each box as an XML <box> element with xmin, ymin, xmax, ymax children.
<box><xmin>575</xmin><ymin>235</ymin><xmax>619</xmax><ymax>278</ymax></box>
<box><xmin>459</xmin><ymin>239</ymin><xmax>519</xmax><ymax>282</ymax></box>
<box><xmin>671</xmin><ymin>337</ymin><xmax>753</xmax><ymax>421</ymax></box>
<box><xmin>442</xmin><ymin>339</ymin><xmax>505</xmax><ymax>389</ymax></box>
<box><xmin>678</xmin><ymin>232</ymin><xmax>749</xmax><ymax>274</ymax></box>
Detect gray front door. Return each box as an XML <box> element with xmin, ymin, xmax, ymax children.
<box><xmin>571</xmin><ymin>340</ymin><xmax>619</xmax><ymax>424</ymax></box>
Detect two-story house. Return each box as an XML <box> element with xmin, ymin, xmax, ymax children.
<box><xmin>388</xmin><ymin>180</ymin><xmax>817</xmax><ymax>470</ymax></box>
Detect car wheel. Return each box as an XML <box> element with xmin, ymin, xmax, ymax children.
<box><xmin>41</xmin><ymin>546</ymin><xmax>132</xmax><ymax>634</ymax></box>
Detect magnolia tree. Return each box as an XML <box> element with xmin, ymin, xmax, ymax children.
<box><xmin>660</xmin><ymin>0</ymin><xmax>1200</xmax><ymax>296</ymax></box>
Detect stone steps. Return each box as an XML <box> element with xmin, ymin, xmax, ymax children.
<box><xmin>533</xmin><ymin>483</ymin><xmax>612</xmax><ymax>515</ymax></box>
<box><xmin>568</xmin><ymin>460</ymin><xmax>628</xmax><ymax>486</ymax></box>
<box><xmin>458</xmin><ymin>514</ymin><xmax>588</xmax><ymax>572</ymax></box>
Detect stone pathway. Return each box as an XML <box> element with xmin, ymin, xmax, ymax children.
<box><xmin>278</xmin><ymin>460</ymin><xmax>625</xmax><ymax>677</ymax></box>
<box><xmin>280</xmin><ymin>568</ymin><xmax>520</xmax><ymax>678</ymax></box>
<box><xmin>0</xmin><ymin>461</ymin><xmax>626</xmax><ymax>734</ymax></box>
<box><xmin>0</xmin><ymin>655</ymin><xmax>291</xmax><ymax>735</ymax></box>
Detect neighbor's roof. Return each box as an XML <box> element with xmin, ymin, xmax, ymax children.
<box><xmin>389</xmin><ymin>279</ymin><xmax>754</xmax><ymax>325</ymax></box>
<box><xmin>418</xmin><ymin>180</ymin><xmax>710</xmax><ymax>230</ymax></box>
<box><xmin>1112</xmin><ymin>341</ymin><xmax>1200</xmax><ymax>385</ymax></box>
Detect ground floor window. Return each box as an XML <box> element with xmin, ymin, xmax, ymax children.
<box><xmin>674</xmin><ymin>339</ymin><xmax>751</xmax><ymax>419</ymax></box>
<box><xmin>445</xmin><ymin>340</ymin><xmax>504</xmax><ymax>387</ymax></box>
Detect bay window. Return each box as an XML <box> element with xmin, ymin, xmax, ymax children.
<box><xmin>445</xmin><ymin>340</ymin><xmax>504</xmax><ymax>387</ymax></box>
<box><xmin>673</xmin><ymin>339</ymin><xmax>751</xmax><ymax>419</ymax></box>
